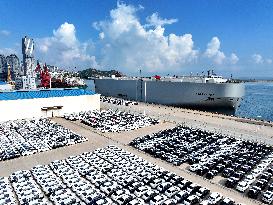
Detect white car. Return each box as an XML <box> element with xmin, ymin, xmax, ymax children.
<box><xmin>134</xmin><ymin>186</ymin><xmax>151</xmax><ymax>197</ymax></box>
<box><xmin>141</xmin><ymin>190</ymin><xmax>159</xmax><ymax>202</ymax></box>
<box><xmin>164</xmin><ymin>186</ymin><xmax>180</xmax><ymax>198</ymax></box>
<box><xmin>221</xmin><ymin>197</ymin><xmax>235</xmax><ymax>205</ymax></box>
<box><xmin>262</xmin><ymin>190</ymin><xmax>273</xmax><ymax>204</ymax></box>
<box><xmin>184</xmin><ymin>195</ymin><xmax>200</xmax><ymax>205</ymax></box>
<box><xmin>100</xmin><ymin>181</ymin><xmax>120</xmax><ymax>195</ymax></box>
<box><xmin>150</xmin><ymin>194</ymin><xmax>168</xmax><ymax>205</ymax></box>
<box><xmin>208</xmin><ymin>192</ymin><xmax>223</xmax><ymax>204</ymax></box>
<box><xmin>115</xmin><ymin>194</ymin><xmax>134</xmax><ymax>205</ymax></box>
<box><xmin>244</xmin><ymin>174</ymin><xmax>256</xmax><ymax>184</ymax></box>
<box><xmin>162</xmin><ymin>199</ymin><xmax>176</xmax><ymax>205</ymax></box>
<box><xmin>236</xmin><ymin>181</ymin><xmax>250</xmax><ymax>192</ymax></box>
<box><xmin>111</xmin><ymin>189</ymin><xmax>130</xmax><ymax>201</ymax></box>
<box><xmin>189</xmin><ymin>164</ymin><xmax>201</xmax><ymax>172</ymax></box>
<box><xmin>251</xmin><ymin>168</ymin><xmax>263</xmax><ymax>177</ymax></box>
<box><xmin>128</xmin><ymin>198</ymin><xmax>146</xmax><ymax>205</ymax></box>
<box><xmin>95</xmin><ymin>197</ymin><xmax>113</xmax><ymax>205</ymax></box>
<box><xmin>199</xmin><ymin>200</ymin><xmax>210</xmax><ymax>205</ymax></box>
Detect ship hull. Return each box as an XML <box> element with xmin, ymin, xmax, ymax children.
<box><xmin>94</xmin><ymin>79</ymin><xmax>245</xmax><ymax>110</ymax></box>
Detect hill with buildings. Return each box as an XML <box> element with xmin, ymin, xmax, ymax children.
<box><xmin>79</xmin><ymin>68</ymin><xmax>124</xmax><ymax>79</ymax></box>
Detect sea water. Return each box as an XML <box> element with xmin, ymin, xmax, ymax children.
<box><xmin>235</xmin><ymin>82</ymin><xmax>273</xmax><ymax>122</ymax></box>
<box><xmin>86</xmin><ymin>80</ymin><xmax>273</xmax><ymax>122</ymax></box>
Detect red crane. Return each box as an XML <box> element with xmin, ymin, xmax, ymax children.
<box><xmin>35</xmin><ymin>62</ymin><xmax>51</xmax><ymax>88</ymax></box>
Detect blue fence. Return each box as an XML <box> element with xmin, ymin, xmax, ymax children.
<box><xmin>0</xmin><ymin>89</ymin><xmax>95</xmax><ymax>101</ymax></box>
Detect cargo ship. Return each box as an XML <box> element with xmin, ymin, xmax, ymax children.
<box><xmin>93</xmin><ymin>71</ymin><xmax>245</xmax><ymax>110</ymax></box>
<box><xmin>35</xmin><ymin>63</ymin><xmax>87</xmax><ymax>89</ymax></box>
<box><xmin>51</xmin><ymin>77</ymin><xmax>87</xmax><ymax>89</ymax></box>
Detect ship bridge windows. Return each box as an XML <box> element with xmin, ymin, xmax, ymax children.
<box><xmin>196</xmin><ymin>92</ymin><xmax>215</xmax><ymax>96</ymax></box>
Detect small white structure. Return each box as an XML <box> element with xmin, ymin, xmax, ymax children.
<box><xmin>0</xmin><ymin>88</ymin><xmax>100</xmax><ymax>122</ymax></box>
<box><xmin>15</xmin><ymin>76</ymin><xmax>37</xmax><ymax>90</ymax></box>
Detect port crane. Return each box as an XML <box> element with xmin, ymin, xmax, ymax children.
<box><xmin>35</xmin><ymin>62</ymin><xmax>51</xmax><ymax>88</ymax></box>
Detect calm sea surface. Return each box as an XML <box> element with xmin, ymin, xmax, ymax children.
<box><xmin>86</xmin><ymin>80</ymin><xmax>273</xmax><ymax>122</ymax></box>
<box><xmin>235</xmin><ymin>82</ymin><xmax>273</xmax><ymax>122</ymax></box>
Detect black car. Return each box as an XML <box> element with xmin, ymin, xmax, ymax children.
<box><xmin>267</xmin><ymin>184</ymin><xmax>273</xmax><ymax>191</ymax></box>
<box><xmin>173</xmin><ymin>191</ymin><xmax>189</xmax><ymax>203</ymax></box>
<box><xmin>205</xmin><ymin>170</ymin><xmax>217</xmax><ymax>179</ymax></box>
<box><xmin>248</xmin><ymin>186</ymin><xmax>262</xmax><ymax>199</ymax></box>
<box><xmin>196</xmin><ymin>167</ymin><xmax>209</xmax><ymax>176</ymax></box>
<box><xmin>222</xmin><ymin>168</ymin><xmax>234</xmax><ymax>178</ymax></box>
<box><xmin>256</xmin><ymin>179</ymin><xmax>268</xmax><ymax>190</ymax></box>
<box><xmin>225</xmin><ymin>177</ymin><xmax>239</xmax><ymax>188</ymax></box>
<box><xmin>260</xmin><ymin>172</ymin><xmax>272</xmax><ymax>181</ymax></box>
<box><xmin>215</xmin><ymin>164</ymin><xmax>225</xmax><ymax>172</ymax></box>
<box><xmin>196</xmin><ymin>187</ymin><xmax>210</xmax><ymax>199</ymax></box>
<box><xmin>187</xmin><ymin>184</ymin><xmax>201</xmax><ymax>194</ymax></box>
<box><xmin>232</xmin><ymin>171</ymin><xmax>245</xmax><ymax>180</ymax></box>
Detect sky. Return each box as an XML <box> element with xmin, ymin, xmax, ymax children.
<box><xmin>0</xmin><ymin>0</ymin><xmax>273</xmax><ymax>78</ymax></box>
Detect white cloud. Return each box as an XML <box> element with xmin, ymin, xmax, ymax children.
<box><xmin>99</xmin><ymin>32</ymin><xmax>105</xmax><ymax>40</ymax></box>
<box><xmin>93</xmin><ymin>2</ymin><xmax>198</xmax><ymax>73</ymax></box>
<box><xmin>204</xmin><ymin>37</ymin><xmax>239</xmax><ymax>65</ymax></box>
<box><xmin>0</xmin><ymin>30</ymin><xmax>10</xmax><ymax>36</ymax></box>
<box><xmin>251</xmin><ymin>54</ymin><xmax>272</xmax><ymax>65</ymax></box>
<box><xmin>146</xmin><ymin>12</ymin><xmax>178</xmax><ymax>27</ymax></box>
<box><xmin>252</xmin><ymin>54</ymin><xmax>264</xmax><ymax>64</ymax></box>
<box><xmin>1</xmin><ymin>2</ymin><xmax>238</xmax><ymax>73</ymax></box>
<box><xmin>230</xmin><ymin>53</ymin><xmax>239</xmax><ymax>64</ymax></box>
<box><xmin>36</xmin><ymin>22</ymin><xmax>98</xmax><ymax>69</ymax></box>
<box><xmin>204</xmin><ymin>37</ymin><xmax>226</xmax><ymax>64</ymax></box>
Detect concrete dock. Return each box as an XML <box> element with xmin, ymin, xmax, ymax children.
<box><xmin>101</xmin><ymin>101</ymin><xmax>273</xmax><ymax>144</ymax></box>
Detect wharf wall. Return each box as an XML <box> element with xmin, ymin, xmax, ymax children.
<box><xmin>0</xmin><ymin>94</ymin><xmax>100</xmax><ymax>122</ymax></box>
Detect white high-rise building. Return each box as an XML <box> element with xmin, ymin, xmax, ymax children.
<box><xmin>22</xmin><ymin>36</ymin><xmax>35</xmax><ymax>77</ymax></box>
<box><xmin>16</xmin><ymin>36</ymin><xmax>37</xmax><ymax>90</ymax></box>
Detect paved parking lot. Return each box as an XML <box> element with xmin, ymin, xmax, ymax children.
<box><xmin>1</xmin><ymin>100</ymin><xmax>272</xmax><ymax>204</ymax></box>
<box><xmin>0</xmin><ymin>117</ymin><xmax>264</xmax><ymax>204</ymax></box>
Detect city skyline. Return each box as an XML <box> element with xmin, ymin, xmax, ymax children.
<box><xmin>0</xmin><ymin>0</ymin><xmax>273</xmax><ymax>78</ymax></box>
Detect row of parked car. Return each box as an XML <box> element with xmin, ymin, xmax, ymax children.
<box><xmin>1</xmin><ymin>145</ymin><xmax>241</xmax><ymax>205</ymax></box>
<box><xmin>101</xmin><ymin>96</ymin><xmax>138</xmax><ymax>106</ymax></box>
<box><xmin>130</xmin><ymin>125</ymin><xmax>273</xmax><ymax>203</ymax></box>
<box><xmin>225</xmin><ymin>153</ymin><xmax>273</xmax><ymax>203</ymax></box>
<box><xmin>63</xmin><ymin>109</ymin><xmax>159</xmax><ymax>133</ymax></box>
<box><xmin>0</xmin><ymin>118</ymin><xmax>87</xmax><ymax>162</ymax></box>
<box><xmin>130</xmin><ymin>126</ymin><xmax>230</xmax><ymax>166</ymax></box>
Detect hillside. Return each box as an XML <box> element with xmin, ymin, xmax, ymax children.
<box><xmin>79</xmin><ymin>68</ymin><xmax>124</xmax><ymax>79</ymax></box>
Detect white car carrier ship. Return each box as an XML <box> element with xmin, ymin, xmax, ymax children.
<box><xmin>93</xmin><ymin>70</ymin><xmax>245</xmax><ymax>110</ymax></box>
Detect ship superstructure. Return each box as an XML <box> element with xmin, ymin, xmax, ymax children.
<box><xmin>94</xmin><ymin>71</ymin><xmax>245</xmax><ymax>110</ymax></box>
